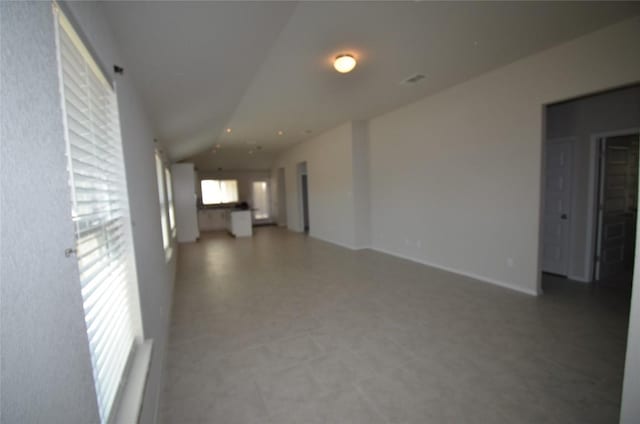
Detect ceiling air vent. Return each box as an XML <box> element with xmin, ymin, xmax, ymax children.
<box><xmin>401</xmin><ymin>74</ymin><xmax>425</xmax><ymax>85</ymax></box>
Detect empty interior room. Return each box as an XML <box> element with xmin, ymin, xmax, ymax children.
<box><xmin>3</xmin><ymin>2</ymin><xmax>640</xmax><ymax>424</ymax></box>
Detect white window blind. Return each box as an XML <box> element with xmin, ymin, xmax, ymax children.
<box><xmin>201</xmin><ymin>179</ymin><xmax>239</xmax><ymax>205</ymax></box>
<box><xmin>54</xmin><ymin>6</ymin><xmax>141</xmax><ymax>423</ymax></box>
<box><xmin>155</xmin><ymin>151</ymin><xmax>170</xmax><ymax>250</ymax></box>
<box><xmin>165</xmin><ymin>167</ymin><xmax>176</xmax><ymax>233</ymax></box>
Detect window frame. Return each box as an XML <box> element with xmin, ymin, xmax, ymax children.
<box><xmin>155</xmin><ymin>150</ymin><xmax>172</xmax><ymax>260</ymax></box>
<box><xmin>164</xmin><ymin>166</ymin><xmax>176</xmax><ymax>237</ymax></box>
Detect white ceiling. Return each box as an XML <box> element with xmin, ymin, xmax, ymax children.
<box><xmin>103</xmin><ymin>1</ymin><xmax>640</xmax><ymax>169</ymax></box>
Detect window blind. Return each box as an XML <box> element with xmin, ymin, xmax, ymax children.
<box><xmin>54</xmin><ymin>6</ymin><xmax>140</xmax><ymax>423</ymax></box>
<box><xmin>201</xmin><ymin>179</ymin><xmax>239</xmax><ymax>204</ymax></box>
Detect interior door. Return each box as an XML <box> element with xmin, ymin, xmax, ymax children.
<box><xmin>595</xmin><ymin>134</ymin><xmax>639</xmax><ymax>282</ymax></box>
<box><xmin>542</xmin><ymin>140</ymin><xmax>573</xmax><ymax>275</ymax></box>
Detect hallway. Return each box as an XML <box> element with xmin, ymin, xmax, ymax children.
<box><xmin>160</xmin><ymin>228</ymin><xmax>630</xmax><ymax>423</ymax></box>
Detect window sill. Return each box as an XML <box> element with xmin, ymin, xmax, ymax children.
<box><xmin>112</xmin><ymin>339</ymin><xmax>153</xmax><ymax>424</ymax></box>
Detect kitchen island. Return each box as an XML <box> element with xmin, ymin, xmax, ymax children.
<box><xmin>224</xmin><ymin>209</ymin><xmax>252</xmax><ymax>237</ymax></box>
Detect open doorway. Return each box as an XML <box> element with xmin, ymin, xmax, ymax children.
<box><xmin>541</xmin><ymin>84</ymin><xmax>640</xmax><ymax>287</ymax></box>
<box><xmin>251</xmin><ymin>180</ymin><xmax>270</xmax><ymax>222</ymax></box>
<box><xmin>297</xmin><ymin>162</ymin><xmax>309</xmax><ymax>233</ymax></box>
<box><xmin>539</xmin><ymin>85</ymin><xmax>639</xmax><ymax>421</ymax></box>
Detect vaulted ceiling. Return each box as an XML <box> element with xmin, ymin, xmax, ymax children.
<box><xmin>103</xmin><ymin>1</ymin><xmax>640</xmax><ymax>169</ymax></box>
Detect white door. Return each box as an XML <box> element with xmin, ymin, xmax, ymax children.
<box><xmin>542</xmin><ymin>140</ymin><xmax>573</xmax><ymax>275</ymax></box>
<box><xmin>595</xmin><ymin>134</ymin><xmax>639</xmax><ymax>282</ymax></box>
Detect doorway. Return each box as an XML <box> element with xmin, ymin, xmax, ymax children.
<box><xmin>541</xmin><ymin>84</ymin><xmax>640</xmax><ymax>285</ymax></box>
<box><xmin>297</xmin><ymin>162</ymin><xmax>309</xmax><ymax>233</ymax></box>
<box><xmin>251</xmin><ymin>180</ymin><xmax>270</xmax><ymax>221</ymax></box>
<box><xmin>594</xmin><ymin>132</ymin><xmax>640</xmax><ymax>287</ymax></box>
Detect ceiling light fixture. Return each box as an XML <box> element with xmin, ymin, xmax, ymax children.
<box><xmin>225</xmin><ymin>128</ymin><xmax>232</xmax><ymax>133</ymax></box>
<box><xmin>277</xmin><ymin>130</ymin><xmax>284</xmax><ymax>136</ymax></box>
<box><xmin>333</xmin><ymin>54</ymin><xmax>356</xmax><ymax>73</ymax></box>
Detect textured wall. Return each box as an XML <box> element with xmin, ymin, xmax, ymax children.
<box><xmin>0</xmin><ymin>2</ymin><xmax>101</xmax><ymax>422</ymax></box>
<box><xmin>0</xmin><ymin>2</ymin><xmax>178</xmax><ymax>423</ymax></box>
<box><xmin>62</xmin><ymin>2</ymin><xmax>178</xmax><ymax>423</ymax></box>
<box><xmin>351</xmin><ymin>121</ymin><xmax>372</xmax><ymax>249</ymax></box>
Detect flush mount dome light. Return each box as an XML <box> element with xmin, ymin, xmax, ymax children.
<box><xmin>334</xmin><ymin>54</ymin><xmax>356</xmax><ymax>73</ymax></box>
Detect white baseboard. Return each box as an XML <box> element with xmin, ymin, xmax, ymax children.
<box><xmin>307</xmin><ymin>233</ymin><xmax>361</xmax><ymax>250</ymax></box>
<box><xmin>369</xmin><ymin>247</ymin><xmax>539</xmax><ymax>297</ymax></box>
<box><xmin>282</xmin><ymin>228</ymin><xmax>537</xmax><ymax>297</ymax></box>
<box><xmin>568</xmin><ymin>273</ymin><xmax>591</xmax><ymax>283</ymax></box>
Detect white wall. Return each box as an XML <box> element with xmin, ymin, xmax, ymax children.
<box><xmin>366</xmin><ymin>17</ymin><xmax>640</xmax><ymax>296</ymax></box>
<box><xmin>352</xmin><ymin>121</ymin><xmax>372</xmax><ymax>248</ymax></box>
<box><xmin>172</xmin><ymin>163</ymin><xmax>199</xmax><ymax>242</ymax></box>
<box><xmin>1</xmin><ymin>2</ymin><xmax>177</xmax><ymax>423</ymax></box>
<box><xmin>1</xmin><ymin>3</ymin><xmax>100</xmax><ymax>422</ymax></box>
<box><xmin>273</xmin><ymin>123</ymin><xmax>359</xmax><ymax>248</ymax></box>
<box><xmin>546</xmin><ymin>85</ymin><xmax>640</xmax><ymax>281</ymax></box>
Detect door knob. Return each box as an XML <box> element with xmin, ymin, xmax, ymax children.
<box><xmin>561</xmin><ymin>214</ymin><xmax>568</xmax><ymax>220</ymax></box>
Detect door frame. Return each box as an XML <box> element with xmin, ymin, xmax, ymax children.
<box><xmin>276</xmin><ymin>168</ymin><xmax>287</xmax><ymax>227</ymax></box>
<box><xmin>296</xmin><ymin>161</ymin><xmax>309</xmax><ymax>233</ymax></box>
<box><xmin>587</xmin><ymin>128</ymin><xmax>640</xmax><ymax>282</ymax></box>
<box><xmin>542</xmin><ymin>136</ymin><xmax>576</xmax><ymax>277</ymax></box>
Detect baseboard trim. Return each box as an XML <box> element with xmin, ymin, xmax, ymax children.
<box><xmin>369</xmin><ymin>247</ymin><xmax>539</xmax><ymax>297</ymax></box>
<box><xmin>568</xmin><ymin>273</ymin><xmax>591</xmax><ymax>283</ymax></box>
<box><xmin>307</xmin><ymin>233</ymin><xmax>361</xmax><ymax>250</ymax></box>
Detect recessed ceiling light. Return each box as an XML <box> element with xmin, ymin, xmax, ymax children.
<box><xmin>225</xmin><ymin>128</ymin><xmax>232</xmax><ymax>133</ymax></box>
<box><xmin>334</xmin><ymin>54</ymin><xmax>356</xmax><ymax>73</ymax></box>
<box><xmin>277</xmin><ymin>130</ymin><xmax>284</xmax><ymax>136</ymax></box>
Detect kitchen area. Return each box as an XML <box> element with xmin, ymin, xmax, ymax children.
<box><xmin>171</xmin><ymin>164</ymin><xmax>272</xmax><ymax>241</ymax></box>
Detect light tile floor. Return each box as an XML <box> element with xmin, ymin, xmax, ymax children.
<box><xmin>160</xmin><ymin>227</ymin><xmax>631</xmax><ymax>424</ymax></box>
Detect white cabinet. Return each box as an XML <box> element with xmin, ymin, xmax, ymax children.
<box><xmin>171</xmin><ymin>163</ymin><xmax>199</xmax><ymax>242</ymax></box>
<box><xmin>197</xmin><ymin>209</ymin><xmax>226</xmax><ymax>231</ymax></box>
